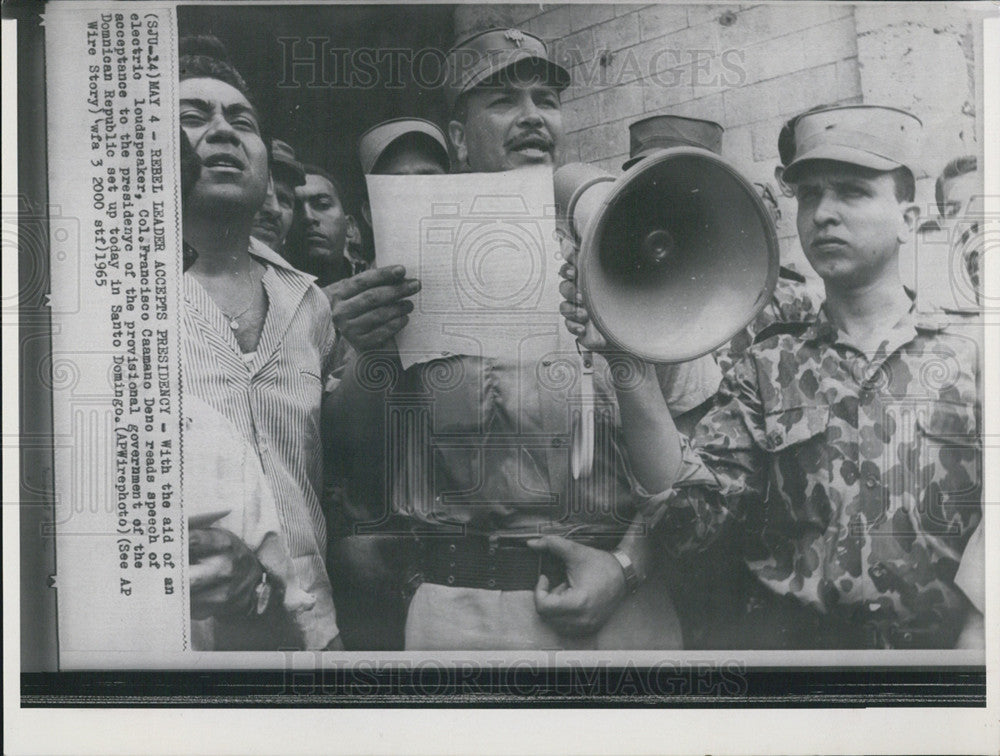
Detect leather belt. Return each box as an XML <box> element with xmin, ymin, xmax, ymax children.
<box><xmin>416</xmin><ymin>535</ymin><xmax>569</xmax><ymax>592</ymax></box>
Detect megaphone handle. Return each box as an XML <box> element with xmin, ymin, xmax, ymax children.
<box><xmin>570</xmin><ymin>348</ymin><xmax>595</xmax><ymax>480</ymax></box>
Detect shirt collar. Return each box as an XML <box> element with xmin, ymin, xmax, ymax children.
<box><xmin>248</xmin><ymin>236</ymin><xmax>317</xmax><ymax>282</ymax></box>
<box><xmin>802</xmin><ymin>289</ymin><xmax>948</xmax><ymax>348</ymax></box>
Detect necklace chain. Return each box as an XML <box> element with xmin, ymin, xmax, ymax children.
<box><xmin>219</xmin><ymin>264</ymin><xmax>261</xmax><ymax>331</ymax></box>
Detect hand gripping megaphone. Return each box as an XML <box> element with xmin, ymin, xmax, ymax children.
<box><xmin>554</xmin><ymin>148</ymin><xmax>780</xmax><ymax>363</ymax></box>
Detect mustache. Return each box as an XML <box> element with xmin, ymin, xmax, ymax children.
<box><xmin>506</xmin><ymin>131</ymin><xmax>553</xmax><ymax>152</ymax></box>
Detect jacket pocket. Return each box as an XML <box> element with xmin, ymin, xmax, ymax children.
<box><xmin>916</xmin><ymin>401</ymin><xmax>977</xmax><ymax>441</ymax></box>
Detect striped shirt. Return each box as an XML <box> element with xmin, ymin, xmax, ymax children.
<box><xmin>182</xmin><ymin>238</ymin><xmax>339</xmax><ymax>648</ymax></box>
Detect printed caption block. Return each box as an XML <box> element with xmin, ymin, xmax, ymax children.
<box><xmin>44</xmin><ymin>4</ymin><xmax>187</xmax><ymax>661</ymax></box>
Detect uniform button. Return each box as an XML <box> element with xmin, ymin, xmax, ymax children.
<box><xmin>448</xmin><ymin>543</ymin><xmax>456</xmax><ymax>553</ymax></box>
<box><xmin>903</xmin><ymin>631</ymin><xmax>913</xmax><ymax>643</ymax></box>
<box><xmin>449</xmin><ymin>561</ymin><xmax>455</xmax><ymax>568</ymax></box>
<box><xmin>447</xmin><ymin>575</ymin><xmax>455</xmax><ymax>585</ymax></box>
<box><xmin>865</xmin><ymin>476</ymin><xmax>878</xmax><ymax>489</ymax></box>
<box><xmin>488</xmin><ymin>546</ymin><xmax>496</xmax><ymax>556</ymax></box>
<box><xmin>551</xmin><ymin>437</ymin><xmax>565</xmax><ymax>448</ymax></box>
<box><xmin>487</xmin><ymin>579</ymin><xmax>497</xmax><ymax>589</ymax></box>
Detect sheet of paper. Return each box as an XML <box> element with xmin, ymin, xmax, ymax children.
<box><xmin>367</xmin><ymin>166</ymin><xmax>567</xmax><ymax>369</ymax></box>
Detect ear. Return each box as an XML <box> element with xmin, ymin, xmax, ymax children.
<box><xmin>361</xmin><ymin>201</ymin><xmax>372</xmax><ymax>229</ymax></box>
<box><xmin>345</xmin><ymin>214</ymin><xmax>361</xmax><ymax>244</ymax></box>
<box><xmin>448</xmin><ymin>119</ymin><xmax>468</xmax><ymax>169</ymax></box>
<box><xmin>774</xmin><ymin>165</ymin><xmax>794</xmax><ymax>198</ymax></box>
<box><xmin>898</xmin><ymin>201</ymin><xmax>920</xmax><ymax>244</ymax></box>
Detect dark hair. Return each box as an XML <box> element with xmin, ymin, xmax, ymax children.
<box><xmin>935</xmin><ymin>155</ymin><xmax>977</xmax><ymax>214</ymax></box>
<box><xmin>300</xmin><ymin>163</ymin><xmax>350</xmax><ymax>208</ymax></box>
<box><xmin>178</xmin><ymin>35</ymin><xmax>270</xmax><ymax>151</ymax></box>
<box><xmin>890</xmin><ymin>166</ymin><xmax>915</xmax><ymax>203</ymax></box>
<box><xmin>179</xmin><ymin>35</ymin><xmax>251</xmax><ymax>99</ymax></box>
<box><xmin>450</xmin><ymin>93</ymin><xmax>469</xmax><ymax>125</ymax></box>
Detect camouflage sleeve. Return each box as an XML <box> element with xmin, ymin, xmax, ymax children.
<box><xmin>652</xmin><ymin>355</ymin><xmax>769</xmax><ymax>556</ymax></box>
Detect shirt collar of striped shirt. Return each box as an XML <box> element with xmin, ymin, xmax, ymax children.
<box><xmin>248</xmin><ymin>236</ymin><xmax>318</xmax><ymax>283</ymax></box>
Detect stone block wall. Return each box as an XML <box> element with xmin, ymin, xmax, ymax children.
<box><xmin>454</xmin><ymin>3</ymin><xmax>986</xmax><ymax>282</ymax></box>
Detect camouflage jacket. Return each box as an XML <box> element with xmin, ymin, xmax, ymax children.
<box><xmin>658</xmin><ymin>302</ymin><xmax>982</xmax><ymax>645</ymax></box>
<box><xmin>713</xmin><ymin>266</ymin><xmax>818</xmax><ymax>376</ymax></box>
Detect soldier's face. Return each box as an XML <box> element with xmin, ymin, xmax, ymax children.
<box><xmin>793</xmin><ymin>162</ymin><xmax>916</xmax><ymax>286</ymax></box>
<box><xmin>296</xmin><ymin>173</ymin><xmax>348</xmax><ymax>262</ymax></box>
<box><xmin>179</xmin><ymin>77</ymin><xmax>269</xmax><ymax>215</ymax></box>
<box><xmin>251</xmin><ymin>171</ymin><xmax>296</xmax><ymax>251</ymax></box>
<box><xmin>940</xmin><ymin>170</ymin><xmax>982</xmax><ymax>221</ymax></box>
<box><xmin>449</xmin><ymin>79</ymin><xmax>563</xmax><ymax>172</ymax></box>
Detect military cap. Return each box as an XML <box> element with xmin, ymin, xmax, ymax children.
<box><xmin>358</xmin><ymin>118</ymin><xmax>449</xmax><ymax>174</ymax></box>
<box><xmin>444</xmin><ymin>27</ymin><xmax>570</xmax><ymax>110</ymax></box>
<box><xmin>777</xmin><ymin>103</ymin><xmax>837</xmax><ymax>167</ymax></box>
<box><xmin>623</xmin><ymin>115</ymin><xmax>724</xmax><ymax>170</ymax></box>
<box><xmin>270</xmin><ymin>138</ymin><xmax>305</xmax><ymax>186</ymax></box>
<box><xmin>782</xmin><ymin>104</ymin><xmax>921</xmax><ymax>183</ymax></box>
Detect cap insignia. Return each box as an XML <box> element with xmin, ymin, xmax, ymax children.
<box><xmin>504</xmin><ymin>29</ymin><xmax>525</xmax><ymax>47</ymax></box>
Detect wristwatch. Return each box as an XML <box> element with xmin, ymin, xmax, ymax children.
<box><xmin>611</xmin><ymin>548</ymin><xmax>643</xmax><ymax>595</ymax></box>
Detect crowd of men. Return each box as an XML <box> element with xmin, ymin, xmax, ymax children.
<box><xmin>179</xmin><ymin>28</ymin><xmax>984</xmax><ymax>653</ymax></box>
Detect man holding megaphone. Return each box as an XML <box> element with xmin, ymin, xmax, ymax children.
<box><xmin>559</xmin><ymin>104</ymin><xmax>982</xmax><ymax>649</ymax></box>
<box><xmin>326</xmin><ymin>28</ymin><xmax>723</xmax><ymax>650</ymax></box>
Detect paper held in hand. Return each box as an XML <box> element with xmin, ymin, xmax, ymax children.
<box><xmin>366</xmin><ymin>166</ymin><xmax>569</xmax><ymax>370</ymax></box>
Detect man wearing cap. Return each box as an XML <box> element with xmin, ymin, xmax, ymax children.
<box><xmin>356</xmin><ymin>118</ymin><xmax>451</xmax><ymax>229</ymax></box>
<box><xmin>324</xmin><ymin>118</ymin><xmax>452</xmax><ymax>651</ymax></box>
<box><xmin>360</xmin><ymin>117</ymin><xmax>450</xmax><ymax>177</ymax></box>
<box><xmin>561</xmin><ymin>104</ymin><xmax>982</xmax><ymax>649</ymax></box>
<box><xmin>251</xmin><ymin>138</ymin><xmax>305</xmax><ymax>256</ymax></box>
<box><xmin>325</xmin><ymin>29</ymin><xmax>721</xmax><ymax>650</ymax></box>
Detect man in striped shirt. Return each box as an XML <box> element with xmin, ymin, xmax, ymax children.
<box><xmin>178</xmin><ymin>37</ymin><xmax>341</xmax><ymax>650</ymax></box>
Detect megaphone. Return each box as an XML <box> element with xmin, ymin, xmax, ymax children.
<box><xmin>554</xmin><ymin>148</ymin><xmax>779</xmax><ymax>363</ymax></box>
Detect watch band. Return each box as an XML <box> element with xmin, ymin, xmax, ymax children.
<box><xmin>611</xmin><ymin>548</ymin><xmax>642</xmax><ymax>595</ymax></box>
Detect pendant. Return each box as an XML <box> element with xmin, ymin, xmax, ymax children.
<box><xmin>229</xmin><ymin>319</ymin><xmax>239</xmax><ymax>330</ymax></box>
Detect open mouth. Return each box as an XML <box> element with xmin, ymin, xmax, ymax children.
<box><xmin>509</xmin><ymin>134</ymin><xmax>552</xmax><ymax>158</ymax></box>
<box><xmin>203</xmin><ymin>153</ymin><xmax>246</xmax><ymax>171</ymax></box>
